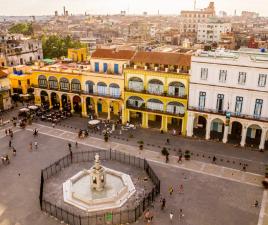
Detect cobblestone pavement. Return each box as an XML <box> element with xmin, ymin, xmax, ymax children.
<box><xmin>0</xmin><ymin>123</ymin><xmax>265</xmax><ymax>225</ymax></box>
<box><xmin>38</xmin><ymin>116</ymin><xmax>267</xmax><ymax>175</ymax></box>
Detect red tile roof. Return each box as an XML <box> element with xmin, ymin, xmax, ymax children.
<box><xmin>0</xmin><ymin>69</ymin><xmax>8</xmax><ymax>78</ymax></box>
<box><xmin>131</xmin><ymin>51</ymin><xmax>191</xmax><ymax>67</ymax></box>
<box><xmin>91</xmin><ymin>49</ymin><xmax>135</xmax><ymax>60</ymax></box>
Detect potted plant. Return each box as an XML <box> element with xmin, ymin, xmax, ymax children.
<box><xmin>104</xmin><ymin>133</ymin><xmax>109</xmax><ymax>142</ymax></box>
<box><xmin>184</xmin><ymin>150</ymin><xmax>191</xmax><ymax>160</ymax></box>
<box><xmin>138</xmin><ymin>140</ymin><xmax>144</xmax><ymax>150</ymax></box>
<box><xmin>161</xmin><ymin>147</ymin><xmax>169</xmax><ymax>156</ymax></box>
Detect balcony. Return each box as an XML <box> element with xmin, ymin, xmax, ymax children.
<box><xmin>125</xmin><ymin>88</ymin><xmax>187</xmax><ymax>99</ymax></box>
<box><xmin>188</xmin><ymin>106</ymin><xmax>268</xmax><ymax>122</ymax></box>
<box><xmin>126</xmin><ymin>101</ymin><xmax>185</xmax><ymax>117</ymax></box>
<box><xmin>32</xmin><ymin>84</ymin><xmax>82</xmax><ymax>94</ymax></box>
<box><xmin>82</xmin><ymin>91</ymin><xmax>122</xmax><ymax>100</ymax></box>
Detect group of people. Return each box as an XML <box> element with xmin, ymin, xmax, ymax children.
<box><xmin>1</xmin><ymin>128</ymin><xmax>16</xmax><ymax>166</ymax></box>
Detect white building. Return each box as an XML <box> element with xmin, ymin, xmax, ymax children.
<box><xmin>187</xmin><ymin>49</ymin><xmax>268</xmax><ymax>150</ymax></box>
<box><xmin>197</xmin><ymin>22</ymin><xmax>232</xmax><ymax>43</ymax></box>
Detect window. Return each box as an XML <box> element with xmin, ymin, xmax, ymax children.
<box><xmin>216</xmin><ymin>94</ymin><xmax>224</xmax><ymax>112</ymax></box>
<box><xmin>114</xmin><ymin>64</ymin><xmax>119</xmax><ymax>74</ymax></box>
<box><xmin>219</xmin><ymin>70</ymin><xmax>227</xmax><ymax>83</ymax></box>
<box><xmin>258</xmin><ymin>74</ymin><xmax>267</xmax><ymax>87</ymax></box>
<box><xmin>254</xmin><ymin>99</ymin><xmax>263</xmax><ymax>117</ymax></box>
<box><xmin>200</xmin><ymin>68</ymin><xmax>208</xmax><ymax>80</ymax></box>
<box><xmin>234</xmin><ymin>96</ymin><xmax>243</xmax><ymax>115</ymax></box>
<box><xmin>94</xmin><ymin>62</ymin><xmax>99</xmax><ymax>72</ymax></box>
<box><xmin>103</xmin><ymin>63</ymin><xmax>108</xmax><ymax>73</ymax></box>
<box><xmin>238</xmin><ymin>72</ymin><xmax>246</xmax><ymax>85</ymax></box>
<box><xmin>199</xmin><ymin>92</ymin><xmax>206</xmax><ymax>110</ymax></box>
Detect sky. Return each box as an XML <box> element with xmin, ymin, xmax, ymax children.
<box><xmin>0</xmin><ymin>0</ymin><xmax>267</xmax><ymax>16</ymax></box>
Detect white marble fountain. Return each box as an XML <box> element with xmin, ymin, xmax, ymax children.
<box><xmin>63</xmin><ymin>153</ymin><xmax>136</xmax><ymax>212</ymax></box>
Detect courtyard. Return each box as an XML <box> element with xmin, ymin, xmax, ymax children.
<box><xmin>0</xmin><ymin>124</ymin><xmax>265</xmax><ymax>225</ymax></box>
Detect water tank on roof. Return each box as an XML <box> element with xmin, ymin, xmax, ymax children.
<box><xmin>260</xmin><ymin>48</ymin><xmax>266</xmax><ymax>53</ymax></box>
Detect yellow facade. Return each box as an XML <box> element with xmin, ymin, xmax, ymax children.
<box><xmin>9</xmin><ymin>72</ymin><xmax>32</xmax><ymax>95</ymax></box>
<box><xmin>68</xmin><ymin>48</ymin><xmax>88</xmax><ymax>62</ymax></box>
<box><xmin>123</xmin><ymin>68</ymin><xmax>189</xmax><ymax>135</ymax></box>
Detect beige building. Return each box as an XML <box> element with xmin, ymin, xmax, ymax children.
<box><xmin>0</xmin><ymin>68</ymin><xmax>12</xmax><ymax>111</ymax></box>
<box><xmin>180</xmin><ymin>2</ymin><xmax>215</xmax><ymax>33</ymax></box>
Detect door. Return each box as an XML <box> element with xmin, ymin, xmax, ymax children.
<box><xmin>97</xmin><ymin>102</ymin><xmax>102</xmax><ymax>112</ymax></box>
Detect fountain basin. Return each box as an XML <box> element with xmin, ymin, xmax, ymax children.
<box><xmin>63</xmin><ymin>167</ymin><xmax>136</xmax><ymax>212</ymax></box>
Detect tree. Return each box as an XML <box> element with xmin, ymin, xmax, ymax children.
<box><xmin>9</xmin><ymin>23</ymin><xmax>33</xmax><ymax>36</ymax></box>
<box><xmin>41</xmin><ymin>35</ymin><xmax>85</xmax><ymax>59</ymax></box>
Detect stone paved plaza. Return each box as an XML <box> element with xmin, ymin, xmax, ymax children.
<box><xmin>0</xmin><ymin>124</ymin><xmax>265</xmax><ymax>225</ymax></box>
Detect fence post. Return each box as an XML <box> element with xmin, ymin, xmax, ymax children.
<box><xmin>39</xmin><ymin>170</ymin><xmax>44</xmax><ymax>210</ymax></box>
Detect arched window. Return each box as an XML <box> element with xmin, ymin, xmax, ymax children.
<box><xmin>38</xmin><ymin>75</ymin><xmax>47</xmax><ymax>88</ymax></box>
<box><xmin>148</xmin><ymin>79</ymin><xmax>163</xmax><ymax>95</ymax></box>
<box><xmin>167</xmin><ymin>102</ymin><xmax>185</xmax><ymax>115</ymax></box>
<box><xmin>71</xmin><ymin>79</ymin><xmax>81</xmax><ymax>92</ymax></box>
<box><xmin>127</xmin><ymin>96</ymin><xmax>145</xmax><ymax>108</ymax></box>
<box><xmin>168</xmin><ymin>82</ymin><xmax>185</xmax><ymax>97</ymax></box>
<box><xmin>48</xmin><ymin>76</ymin><xmax>58</xmax><ymax>90</ymax></box>
<box><xmin>128</xmin><ymin>77</ymin><xmax>143</xmax><ymax>92</ymax></box>
<box><xmin>147</xmin><ymin>99</ymin><xmax>164</xmax><ymax>111</ymax></box>
<box><xmin>60</xmin><ymin>78</ymin><xmax>69</xmax><ymax>91</ymax></box>
<box><xmin>85</xmin><ymin>81</ymin><xmax>94</xmax><ymax>94</ymax></box>
<box><xmin>109</xmin><ymin>83</ymin><xmax>120</xmax><ymax>98</ymax></box>
<box><xmin>97</xmin><ymin>82</ymin><xmax>107</xmax><ymax>96</ymax></box>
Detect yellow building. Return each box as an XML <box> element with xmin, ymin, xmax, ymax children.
<box><xmin>68</xmin><ymin>48</ymin><xmax>88</xmax><ymax>62</ymax></box>
<box><xmin>8</xmin><ymin>66</ymin><xmax>33</xmax><ymax>96</ymax></box>
<box><xmin>123</xmin><ymin>52</ymin><xmax>191</xmax><ymax>135</ymax></box>
<box><xmin>33</xmin><ymin>49</ymin><xmax>135</xmax><ymax>120</ymax></box>
<box><xmin>0</xmin><ymin>68</ymin><xmax>12</xmax><ymax>110</ymax></box>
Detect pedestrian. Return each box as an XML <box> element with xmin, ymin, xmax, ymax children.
<box><xmin>161</xmin><ymin>198</ymin><xmax>166</xmax><ymax>210</ymax></box>
<box><xmin>75</xmin><ymin>141</ymin><xmax>78</xmax><ymax>148</ymax></box>
<box><xmin>179</xmin><ymin>209</ymin><xmax>184</xmax><ymax>220</ymax></box>
<box><xmin>166</xmin><ymin>138</ymin><xmax>170</xmax><ymax>145</ymax></box>
<box><xmin>165</xmin><ymin>154</ymin><xmax>169</xmax><ymax>163</ymax></box>
<box><xmin>70</xmin><ymin>149</ymin><xmax>73</xmax><ymax>163</ymax></box>
<box><xmin>254</xmin><ymin>200</ymin><xmax>259</xmax><ymax>208</ymax></box>
<box><xmin>5</xmin><ymin>129</ymin><xmax>7</xmax><ymax>136</ymax></box>
<box><xmin>68</xmin><ymin>143</ymin><xmax>72</xmax><ymax>151</ymax></box>
<box><xmin>178</xmin><ymin>154</ymin><xmax>182</xmax><ymax>163</ymax></box>
<box><xmin>10</xmin><ymin>131</ymin><xmax>13</xmax><ymax>139</ymax></box>
<box><xmin>34</xmin><ymin>141</ymin><xmax>38</xmax><ymax>150</ymax></box>
<box><xmin>169</xmin><ymin>211</ymin><xmax>174</xmax><ymax>223</ymax></box>
<box><xmin>52</xmin><ymin>123</ymin><xmax>55</xmax><ymax>128</ymax></box>
<box><xmin>179</xmin><ymin>184</ymin><xmax>184</xmax><ymax>194</ymax></box>
<box><xmin>169</xmin><ymin>186</ymin><xmax>174</xmax><ymax>196</ymax></box>
<box><xmin>212</xmin><ymin>156</ymin><xmax>217</xmax><ymax>163</ymax></box>
<box><xmin>12</xmin><ymin>147</ymin><xmax>16</xmax><ymax>156</ymax></box>
<box><xmin>9</xmin><ymin>140</ymin><xmax>12</xmax><ymax>148</ymax></box>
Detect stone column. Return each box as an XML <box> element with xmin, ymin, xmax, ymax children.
<box><xmin>48</xmin><ymin>92</ymin><xmax>52</xmax><ymax>109</ymax></box>
<box><xmin>121</xmin><ymin>104</ymin><xmax>125</xmax><ymax>124</ymax></box>
<box><xmin>205</xmin><ymin>118</ymin><xmax>212</xmax><ymax>140</ymax></box>
<box><xmin>81</xmin><ymin>97</ymin><xmax>87</xmax><ymax>117</ymax></box>
<box><xmin>222</xmin><ymin>125</ymin><xmax>229</xmax><ymax>143</ymax></box>
<box><xmin>259</xmin><ymin>128</ymin><xmax>267</xmax><ymax>150</ymax></box>
<box><xmin>142</xmin><ymin>112</ymin><xmax>148</xmax><ymax>128</ymax></box>
<box><xmin>70</xmin><ymin>96</ymin><xmax>74</xmax><ymax>113</ymax></box>
<box><xmin>107</xmin><ymin>100</ymin><xmax>111</xmax><ymax>120</ymax></box>
<box><xmin>59</xmin><ymin>94</ymin><xmax>63</xmax><ymax>111</ymax></box>
<box><xmin>186</xmin><ymin>113</ymin><xmax>194</xmax><ymax>137</ymax></box>
<box><xmin>240</xmin><ymin>125</ymin><xmax>248</xmax><ymax>147</ymax></box>
<box><xmin>161</xmin><ymin>116</ymin><xmax>168</xmax><ymax>132</ymax></box>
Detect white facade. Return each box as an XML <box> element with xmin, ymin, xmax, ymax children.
<box><xmin>197</xmin><ymin>22</ymin><xmax>232</xmax><ymax>43</ymax></box>
<box><xmin>187</xmin><ymin>50</ymin><xmax>268</xmax><ymax>150</ymax></box>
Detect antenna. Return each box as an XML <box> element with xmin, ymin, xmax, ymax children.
<box><xmin>194</xmin><ymin>0</ymin><xmax>197</xmax><ymax>10</ymax></box>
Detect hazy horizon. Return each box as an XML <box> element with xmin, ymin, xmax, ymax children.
<box><xmin>0</xmin><ymin>0</ymin><xmax>267</xmax><ymax>17</ymax></box>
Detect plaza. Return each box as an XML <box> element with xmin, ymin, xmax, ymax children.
<box><xmin>0</xmin><ymin>112</ymin><xmax>266</xmax><ymax>225</ymax></box>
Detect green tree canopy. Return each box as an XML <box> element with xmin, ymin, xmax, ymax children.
<box><xmin>9</xmin><ymin>23</ymin><xmax>33</xmax><ymax>36</ymax></box>
<box><xmin>42</xmin><ymin>35</ymin><xmax>85</xmax><ymax>59</ymax></box>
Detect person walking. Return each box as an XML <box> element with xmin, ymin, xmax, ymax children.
<box><xmin>29</xmin><ymin>142</ymin><xmax>32</xmax><ymax>151</ymax></box>
<box><xmin>75</xmin><ymin>141</ymin><xmax>78</xmax><ymax>148</ymax></box>
<box><xmin>161</xmin><ymin>198</ymin><xmax>166</xmax><ymax>210</ymax></box>
<box><xmin>254</xmin><ymin>200</ymin><xmax>259</xmax><ymax>208</ymax></box>
<box><xmin>12</xmin><ymin>147</ymin><xmax>16</xmax><ymax>156</ymax></box>
<box><xmin>179</xmin><ymin>209</ymin><xmax>184</xmax><ymax>220</ymax></box>
<box><xmin>5</xmin><ymin>129</ymin><xmax>7</xmax><ymax>136</ymax></box>
<box><xmin>169</xmin><ymin>186</ymin><xmax>174</xmax><ymax>196</ymax></box>
<box><xmin>68</xmin><ymin>143</ymin><xmax>72</xmax><ymax>151</ymax></box>
<box><xmin>9</xmin><ymin>140</ymin><xmax>12</xmax><ymax>148</ymax></box>
<box><xmin>34</xmin><ymin>141</ymin><xmax>38</xmax><ymax>150</ymax></box>
<box><xmin>212</xmin><ymin>156</ymin><xmax>217</xmax><ymax>163</ymax></box>
<box><xmin>179</xmin><ymin>184</ymin><xmax>184</xmax><ymax>194</ymax></box>
<box><xmin>169</xmin><ymin>211</ymin><xmax>174</xmax><ymax>224</ymax></box>
<box><xmin>178</xmin><ymin>154</ymin><xmax>183</xmax><ymax>163</ymax></box>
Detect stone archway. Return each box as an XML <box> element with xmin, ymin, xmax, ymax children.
<box><xmin>86</xmin><ymin>97</ymin><xmax>95</xmax><ymax>117</ymax></box>
<box><xmin>61</xmin><ymin>94</ymin><xmax>71</xmax><ymax>112</ymax></box>
<box><xmin>51</xmin><ymin>92</ymin><xmax>60</xmax><ymax>109</ymax></box>
<box><xmin>246</xmin><ymin>124</ymin><xmax>262</xmax><ymax>148</ymax></box>
<box><xmin>193</xmin><ymin>115</ymin><xmax>207</xmax><ymax>138</ymax></box>
<box><xmin>210</xmin><ymin>118</ymin><xmax>225</xmax><ymax>141</ymax></box>
<box><xmin>228</xmin><ymin>121</ymin><xmax>242</xmax><ymax>145</ymax></box>
<box><xmin>40</xmin><ymin>90</ymin><xmax>49</xmax><ymax>109</ymax></box>
<box><xmin>73</xmin><ymin>95</ymin><xmax>82</xmax><ymax>113</ymax></box>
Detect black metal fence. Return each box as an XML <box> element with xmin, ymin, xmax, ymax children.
<box><xmin>39</xmin><ymin>149</ymin><xmax>160</xmax><ymax>225</ymax></box>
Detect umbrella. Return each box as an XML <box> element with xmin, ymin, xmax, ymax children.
<box><xmin>28</xmin><ymin>105</ymin><xmax>38</xmax><ymax>110</ymax></box>
<box><xmin>19</xmin><ymin>108</ymin><xmax>30</xmax><ymax>112</ymax></box>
